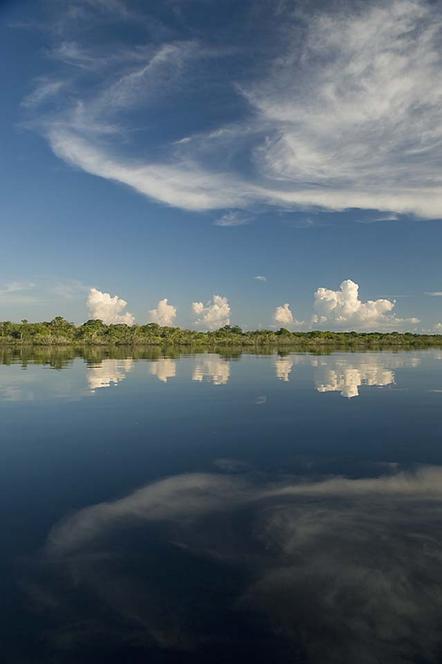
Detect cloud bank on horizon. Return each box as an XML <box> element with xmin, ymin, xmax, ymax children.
<box><xmin>22</xmin><ymin>0</ymin><xmax>442</xmax><ymax>219</ymax></box>
<box><xmin>86</xmin><ymin>279</ymin><xmax>420</xmax><ymax>330</ymax></box>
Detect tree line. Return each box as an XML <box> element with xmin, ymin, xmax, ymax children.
<box><xmin>0</xmin><ymin>317</ymin><xmax>441</xmax><ymax>348</ymax></box>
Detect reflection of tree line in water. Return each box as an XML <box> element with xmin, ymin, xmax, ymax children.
<box><xmin>1</xmin><ymin>349</ymin><xmax>433</xmax><ymax>398</ymax></box>
<box><xmin>0</xmin><ymin>345</ymin><xmax>430</xmax><ymax>369</ymax></box>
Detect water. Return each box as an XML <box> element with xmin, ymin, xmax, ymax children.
<box><xmin>2</xmin><ymin>348</ymin><xmax>442</xmax><ymax>663</ymax></box>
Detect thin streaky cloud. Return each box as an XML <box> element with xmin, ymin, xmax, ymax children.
<box><xmin>0</xmin><ymin>281</ymin><xmax>35</xmax><ymax>295</ymax></box>
<box><xmin>214</xmin><ymin>211</ymin><xmax>251</xmax><ymax>227</ymax></box>
<box><xmin>23</xmin><ymin>0</ymin><xmax>442</xmax><ymax>218</ymax></box>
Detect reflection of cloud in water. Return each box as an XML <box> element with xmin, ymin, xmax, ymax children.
<box><xmin>192</xmin><ymin>356</ymin><xmax>230</xmax><ymax>385</ymax></box>
<box><xmin>149</xmin><ymin>358</ymin><xmax>176</xmax><ymax>383</ymax></box>
<box><xmin>316</xmin><ymin>365</ymin><xmax>394</xmax><ymax>398</ymax></box>
<box><xmin>274</xmin><ymin>357</ymin><xmax>294</xmax><ymax>382</ymax></box>
<box><xmin>313</xmin><ymin>353</ymin><xmax>420</xmax><ymax>398</ymax></box>
<box><xmin>33</xmin><ymin>465</ymin><xmax>442</xmax><ymax>662</ymax></box>
<box><xmin>87</xmin><ymin>359</ymin><xmax>134</xmax><ymax>391</ymax></box>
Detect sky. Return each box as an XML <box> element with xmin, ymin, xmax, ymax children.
<box><xmin>1</xmin><ymin>0</ymin><xmax>442</xmax><ymax>331</ymax></box>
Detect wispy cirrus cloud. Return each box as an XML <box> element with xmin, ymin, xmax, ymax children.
<box><xmin>21</xmin><ymin>78</ymin><xmax>65</xmax><ymax>109</ymax></box>
<box><xmin>51</xmin><ymin>279</ymin><xmax>89</xmax><ymax>300</ymax></box>
<box><xmin>0</xmin><ymin>281</ymin><xmax>35</xmax><ymax>295</ymax></box>
<box><xmin>0</xmin><ymin>281</ymin><xmax>37</xmax><ymax>304</ymax></box>
<box><xmin>23</xmin><ymin>0</ymin><xmax>442</xmax><ymax>218</ymax></box>
<box><xmin>214</xmin><ymin>211</ymin><xmax>251</xmax><ymax>227</ymax></box>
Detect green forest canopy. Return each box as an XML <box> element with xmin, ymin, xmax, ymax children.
<box><xmin>0</xmin><ymin>317</ymin><xmax>441</xmax><ymax>347</ymax></box>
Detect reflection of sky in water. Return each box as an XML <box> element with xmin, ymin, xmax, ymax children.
<box><xmin>149</xmin><ymin>358</ymin><xmax>176</xmax><ymax>383</ymax></box>
<box><xmin>192</xmin><ymin>355</ymin><xmax>230</xmax><ymax>385</ymax></box>
<box><xmin>274</xmin><ymin>357</ymin><xmax>294</xmax><ymax>382</ymax></box>
<box><xmin>2</xmin><ymin>349</ymin><xmax>442</xmax><ymax>662</ymax></box>
<box><xmin>35</xmin><ymin>467</ymin><xmax>442</xmax><ymax>663</ymax></box>
<box><xmin>311</xmin><ymin>353</ymin><xmax>421</xmax><ymax>398</ymax></box>
<box><xmin>88</xmin><ymin>359</ymin><xmax>134</xmax><ymax>391</ymax></box>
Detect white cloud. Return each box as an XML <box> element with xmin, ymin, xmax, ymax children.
<box><xmin>242</xmin><ymin>0</ymin><xmax>442</xmax><ymax>218</ymax></box>
<box><xmin>312</xmin><ymin>279</ymin><xmax>419</xmax><ymax>330</ymax></box>
<box><xmin>254</xmin><ymin>275</ymin><xmax>267</xmax><ymax>282</ymax></box>
<box><xmin>273</xmin><ymin>303</ymin><xmax>294</xmax><ymax>326</ymax></box>
<box><xmin>214</xmin><ymin>211</ymin><xmax>250</xmax><ymax>227</ymax></box>
<box><xmin>27</xmin><ymin>0</ymin><xmax>442</xmax><ymax>218</ymax></box>
<box><xmin>426</xmin><ymin>292</ymin><xmax>442</xmax><ymax>297</ymax></box>
<box><xmin>48</xmin><ymin>129</ymin><xmax>247</xmax><ymax>211</ymax></box>
<box><xmin>192</xmin><ymin>295</ymin><xmax>230</xmax><ymax>329</ymax></box>
<box><xmin>148</xmin><ymin>298</ymin><xmax>177</xmax><ymax>326</ymax></box>
<box><xmin>87</xmin><ymin>287</ymin><xmax>135</xmax><ymax>325</ymax></box>
<box><xmin>150</xmin><ymin>358</ymin><xmax>176</xmax><ymax>383</ymax></box>
<box><xmin>192</xmin><ymin>355</ymin><xmax>230</xmax><ymax>385</ymax></box>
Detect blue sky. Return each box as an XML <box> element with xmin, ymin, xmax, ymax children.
<box><xmin>1</xmin><ymin>0</ymin><xmax>442</xmax><ymax>330</ymax></box>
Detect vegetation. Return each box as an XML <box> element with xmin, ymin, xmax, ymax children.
<box><xmin>1</xmin><ymin>317</ymin><xmax>442</xmax><ymax>349</ymax></box>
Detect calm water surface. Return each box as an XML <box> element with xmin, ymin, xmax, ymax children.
<box><xmin>2</xmin><ymin>348</ymin><xmax>442</xmax><ymax>663</ymax></box>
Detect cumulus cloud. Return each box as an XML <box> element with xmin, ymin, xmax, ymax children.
<box><xmin>148</xmin><ymin>298</ymin><xmax>176</xmax><ymax>326</ymax></box>
<box><xmin>312</xmin><ymin>279</ymin><xmax>419</xmax><ymax>330</ymax></box>
<box><xmin>192</xmin><ymin>295</ymin><xmax>230</xmax><ymax>329</ymax></box>
<box><xmin>273</xmin><ymin>303</ymin><xmax>294</xmax><ymax>327</ymax></box>
<box><xmin>23</xmin><ymin>0</ymin><xmax>442</xmax><ymax>218</ymax></box>
<box><xmin>87</xmin><ymin>287</ymin><xmax>135</xmax><ymax>325</ymax></box>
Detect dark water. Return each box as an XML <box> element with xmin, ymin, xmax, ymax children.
<box><xmin>2</xmin><ymin>348</ymin><xmax>442</xmax><ymax>663</ymax></box>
